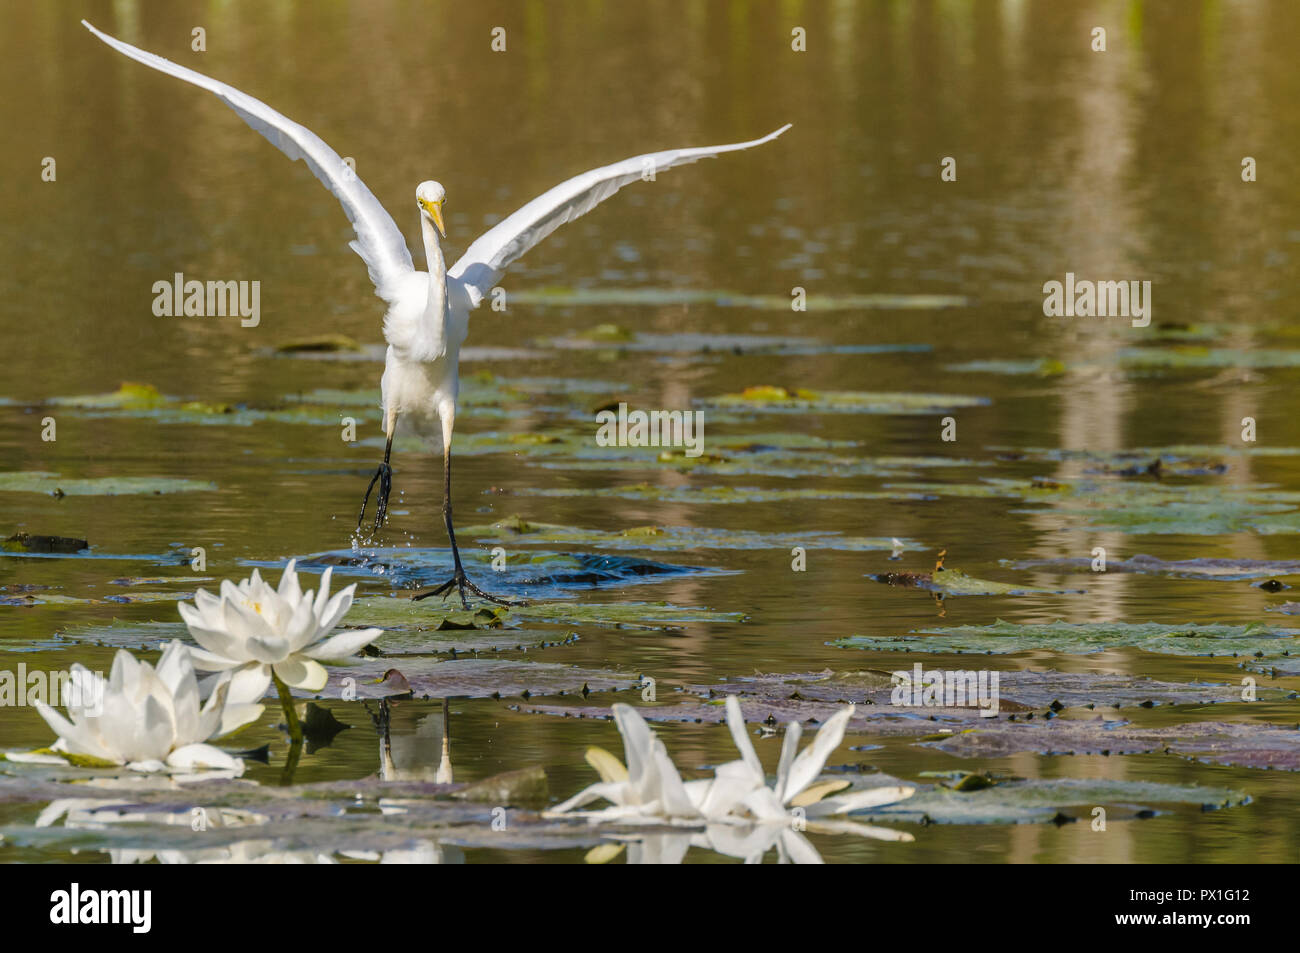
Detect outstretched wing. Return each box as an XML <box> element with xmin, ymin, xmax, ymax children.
<box><xmin>82</xmin><ymin>20</ymin><xmax>415</xmax><ymax>304</ymax></box>
<box><xmin>448</xmin><ymin>125</ymin><xmax>791</xmax><ymax>308</ymax></box>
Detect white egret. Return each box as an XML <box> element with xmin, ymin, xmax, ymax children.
<box><xmin>83</xmin><ymin>20</ymin><xmax>790</xmax><ymax>607</ymax></box>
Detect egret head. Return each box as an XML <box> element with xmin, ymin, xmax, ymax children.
<box><xmin>416</xmin><ymin>181</ymin><xmax>447</xmax><ymax>237</ymax></box>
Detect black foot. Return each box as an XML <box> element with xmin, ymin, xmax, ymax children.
<box><xmin>357</xmin><ymin>462</ymin><xmax>393</xmax><ymax>535</ymax></box>
<box><xmin>413</xmin><ymin>570</ymin><xmax>522</xmax><ymax>610</ymax></box>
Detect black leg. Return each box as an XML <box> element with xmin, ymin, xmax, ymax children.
<box><xmin>357</xmin><ymin>433</ymin><xmax>394</xmax><ymax>535</ymax></box>
<box><xmin>413</xmin><ymin>445</ymin><xmax>522</xmax><ymax>609</ymax></box>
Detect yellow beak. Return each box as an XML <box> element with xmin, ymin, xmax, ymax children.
<box><xmin>420</xmin><ymin>197</ymin><xmax>446</xmax><ymax>237</ymax></box>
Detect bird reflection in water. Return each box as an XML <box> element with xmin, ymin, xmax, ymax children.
<box><xmin>366</xmin><ymin>695</ymin><xmax>454</xmax><ymax>784</ymax></box>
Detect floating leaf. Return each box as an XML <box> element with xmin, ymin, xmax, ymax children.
<box><xmin>851</xmin><ymin>776</ymin><xmax>1249</xmax><ymax>825</ymax></box>
<box><xmin>286</xmin><ymin>548</ymin><xmax>717</xmax><ymax>599</ymax></box>
<box><xmin>1007</xmin><ymin>554</ymin><xmax>1300</xmax><ymax>581</ymax></box>
<box><xmin>870</xmin><ymin>567</ymin><xmax>1083</xmax><ymax>597</ymax></box>
<box><xmin>349</xmin><ymin>596</ymin><xmax>745</xmax><ymax>632</ymax></box>
<box><xmin>1</xmin><ymin>534</ymin><xmax>88</xmax><ymax>554</ymax></box>
<box><xmin>274</xmin><ymin>333</ymin><xmax>362</xmax><ymax>353</ymax></box>
<box><xmin>460</xmin><ymin>517</ymin><xmax>921</xmax><ymax>553</ymax></box>
<box><xmin>0</xmin><ymin>472</ymin><xmax>216</xmax><ymax>496</ymax></box>
<box><xmin>522</xmin><ymin>669</ymin><xmax>1270</xmax><ymax>727</ymax></box>
<box><xmin>833</xmin><ymin>620</ymin><xmax>1300</xmax><ymax>657</ymax></box>
<box><xmin>917</xmin><ymin>719</ymin><xmax>1300</xmax><ymax>772</ymax></box>
<box><xmin>699</xmin><ymin>388</ymin><xmax>989</xmax><ymax>416</ymax></box>
<box><xmin>512</xmin><ymin>484</ymin><xmax>920</xmax><ymax>505</ymax></box>
<box><xmin>305</xmin><ymin>657</ymin><xmax>642</xmax><ymax>700</ymax></box>
<box><xmin>945</xmin><ymin>358</ymin><xmax>1067</xmax><ymax>376</ymax></box>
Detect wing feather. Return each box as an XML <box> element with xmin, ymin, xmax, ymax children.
<box><xmin>448</xmin><ymin>125</ymin><xmax>790</xmax><ymax>308</ymax></box>
<box><xmin>82</xmin><ymin>20</ymin><xmax>414</xmax><ymax>304</ymax></box>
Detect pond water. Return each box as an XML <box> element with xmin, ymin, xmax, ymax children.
<box><xmin>1</xmin><ymin>1</ymin><xmax>1298</xmax><ymax>863</ymax></box>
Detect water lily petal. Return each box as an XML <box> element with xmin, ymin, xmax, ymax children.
<box><xmin>277</xmin><ymin>559</ymin><xmax>302</xmax><ymax>603</ymax></box>
<box><xmin>807</xmin><ymin>784</ymin><xmax>916</xmax><ymax>818</ymax></box>
<box><xmin>283</xmin><ymin>595</ymin><xmax>321</xmax><ymax>653</ymax></box>
<box><xmin>34</xmin><ymin>701</ymin><xmax>117</xmax><ymax>763</ymax></box>
<box><xmin>723</xmin><ymin>695</ymin><xmax>764</xmax><ymax>782</ymax></box>
<box><xmin>217</xmin><ymin>702</ymin><xmax>266</xmax><ymax>737</ymax></box>
<box><xmin>774</xmin><ymin>719</ymin><xmax>802</xmax><ymax>803</ymax></box>
<box><xmin>224</xmin><ymin>664</ymin><xmax>272</xmax><ymax>706</ymax></box>
<box><xmin>611</xmin><ymin>704</ymin><xmax>656</xmax><ymax>783</ymax></box>
<box><xmin>166</xmin><ymin>743</ymin><xmax>243</xmax><ymax>773</ymax></box>
<box><xmin>546</xmin><ymin>780</ymin><xmax>630</xmax><ymax>814</ymax></box>
<box><xmin>179</xmin><ymin>601</ymin><xmax>250</xmax><ymax>663</ymax></box>
<box><xmin>313</xmin><ymin>567</ymin><xmax>334</xmax><ymax>617</ymax></box>
<box><xmin>186</xmin><ymin>644</ymin><xmax>241</xmax><ymax>672</ymax></box>
<box><xmin>783</xmin><ymin>703</ymin><xmax>855</xmax><ymax>803</ymax></box>
<box><xmin>300</xmin><ymin>627</ymin><xmax>382</xmax><ymax>660</ymax></box>
<box><xmin>777</xmin><ymin>828</ymin><xmax>824</xmax><ymax>864</ymax></box>
<box><xmin>789</xmin><ymin>778</ymin><xmax>851</xmax><ymax>808</ymax></box>
<box><xmin>316</xmin><ymin>583</ymin><xmax>356</xmax><ymax>635</ymax></box>
<box><xmin>806</xmin><ymin>817</ymin><xmax>915</xmax><ymax>842</ymax></box>
<box><xmin>739</xmin><ymin>784</ymin><xmax>789</xmax><ymax>822</ymax></box>
<box><xmin>273</xmin><ymin>657</ymin><xmax>328</xmax><ymax>692</ymax></box>
<box><xmin>155</xmin><ymin>641</ymin><xmax>201</xmax><ymax>742</ymax></box>
<box><xmin>126</xmin><ymin>759</ymin><xmax>168</xmax><ymax>773</ymax></box>
<box><xmin>584</xmin><ymin>746</ymin><xmax>629</xmax><ymax>784</ymax></box>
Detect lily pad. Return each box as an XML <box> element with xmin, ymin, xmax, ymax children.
<box><xmin>917</xmin><ymin>719</ymin><xmax>1300</xmax><ymax>772</ymax></box>
<box><xmin>306</xmin><ymin>657</ymin><xmax>643</xmax><ymax>701</ymax></box>
<box><xmin>350</xmin><ymin>596</ymin><xmax>746</xmax><ymax>631</ymax></box>
<box><xmin>0</xmin><ymin>472</ymin><xmax>216</xmax><ymax>496</ymax></box>
<box><xmin>851</xmin><ymin>776</ymin><xmax>1249</xmax><ymax>825</ymax></box>
<box><xmin>512</xmin><ymin>484</ymin><xmax>920</xmax><ymax>505</ymax></box>
<box><xmin>698</xmin><ymin>387</ymin><xmax>989</xmax><ymax>416</ymax></box>
<box><xmin>1006</xmin><ymin>554</ymin><xmax>1300</xmax><ymax>581</ymax></box>
<box><xmin>286</xmin><ymin>548</ymin><xmax>717</xmax><ymax>599</ymax></box>
<box><xmin>523</xmin><ymin>669</ymin><xmax>1271</xmax><ymax>728</ymax></box>
<box><xmin>678</xmin><ymin>669</ymin><xmax>1269</xmax><ymax>711</ymax></box>
<box><xmin>870</xmin><ymin>567</ymin><xmax>1083</xmax><ymax>596</ymax></box>
<box><xmin>1</xmin><ymin>534</ymin><xmax>88</xmax><ymax>554</ymax></box>
<box><xmin>274</xmin><ymin>334</ymin><xmax>362</xmax><ymax>353</ymax></box>
<box><xmin>460</xmin><ymin>517</ymin><xmax>921</xmax><ymax>554</ymax></box>
<box><xmin>833</xmin><ymin>620</ymin><xmax>1300</xmax><ymax>657</ymax></box>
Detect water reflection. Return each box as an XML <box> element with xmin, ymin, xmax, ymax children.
<box><xmin>368</xmin><ymin>696</ymin><xmax>454</xmax><ymax>784</ymax></box>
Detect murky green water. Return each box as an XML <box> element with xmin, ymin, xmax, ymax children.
<box><xmin>2</xmin><ymin>0</ymin><xmax>1299</xmax><ymax>863</ymax></box>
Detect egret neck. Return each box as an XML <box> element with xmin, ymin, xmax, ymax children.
<box><xmin>419</xmin><ymin>210</ymin><xmax>449</xmax><ymax>360</ymax></box>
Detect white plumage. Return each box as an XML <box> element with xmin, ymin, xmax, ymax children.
<box><xmin>83</xmin><ymin>19</ymin><xmax>790</xmax><ymax>606</ymax></box>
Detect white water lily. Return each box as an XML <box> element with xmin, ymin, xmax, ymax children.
<box><xmin>31</xmin><ymin>641</ymin><xmax>255</xmax><ymax>774</ymax></box>
<box><xmin>178</xmin><ymin>560</ymin><xmax>382</xmax><ymax>731</ymax></box>
<box><xmin>545</xmin><ymin>704</ymin><xmax>709</xmax><ymax>823</ymax></box>
<box><xmin>720</xmin><ymin>695</ymin><xmax>916</xmax><ymax>823</ymax></box>
<box><xmin>549</xmin><ymin>696</ymin><xmax>915</xmax><ymax>835</ymax></box>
